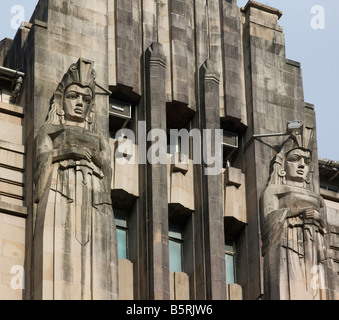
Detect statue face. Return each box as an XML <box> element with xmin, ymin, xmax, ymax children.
<box><xmin>63</xmin><ymin>84</ymin><xmax>93</xmax><ymax>122</ymax></box>
<box><xmin>285</xmin><ymin>149</ymin><xmax>311</xmax><ymax>183</ymax></box>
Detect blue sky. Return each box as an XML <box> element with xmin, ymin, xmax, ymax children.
<box><xmin>1</xmin><ymin>0</ymin><xmax>338</xmax><ymax>161</ymax></box>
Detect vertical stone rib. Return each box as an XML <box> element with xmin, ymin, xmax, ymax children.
<box><xmin>241</xmin><ymin>2</ymin><xmax>311</xmax><ymax>300</ymax></box>
<box><xmin>207</xmin><ymin>0</ymin><xmax>224</xmax><ymax>118</ymax></box>
<box><xmin>221</xmin><ymin>0</ymin><xmax>247</xmax><ymax>128</ymax></box>
<box><xmin>145</xmin><ymin>42</ymin><xmax>169</xmax><ymax>300</ymax></box>
<box><xmin>169</xmin><ymin>0</ymin><xmax>189</xmax><ymax>106</ymax></box>
<box><xmin>108</xmin><ymin>0</ymin><xmax>117</xmax><ymax>86</ymax></box>
<box><xmin>115</xmin><ymin>0</ymin><xmax>142</xmax><ymax>96</ymax></box>
<box><xmin>156</xmin><ymin>0</ymin><xmax>172</xmax><ymax>102</ymax></box>
<box><xmin>199</xmin><ymin>59</ymin><xmax>226</xmax><ymax>300</ymax></box>
<box><xmin>194</xmin><ymin>0</ymin><xmax>209</xmax><ymax>69</ymax></box>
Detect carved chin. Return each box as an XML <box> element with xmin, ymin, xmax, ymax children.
<box><xmin>289</xmin><ymin>175</ymin><xmax>305</xmax><ymax>182</ymax></box>
<box><xmin>65</xmin><ymin>114</ymin><xmax>87</xmax><ymax>122</ymax></box>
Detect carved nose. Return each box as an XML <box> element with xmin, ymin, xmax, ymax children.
<box><xmin>76</xmin><ymin>96</ymin><xmax>83</xmax><ymax>107</ymax></box>
<box><xmin>298</xmin><ymin>157</ymin><xmax>306</xmax><ymax>166</ymax></box>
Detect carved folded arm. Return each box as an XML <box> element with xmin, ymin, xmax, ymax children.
<box><xmin>98</xmin><ymin>134</ymin><xmax>112</xmax><ymax>179</ymax></box>
<box><xmin>34</xmin><ymin>130</ymin><xmax>54</xmax><ymax>203</ymax></box>
<box><xmin>34</xmin><ymin>150</ymin><xmax>53</xmax><ymax>203</ymax></box>
<box><xmin>318</xmin><ymin>199</ymin><xmax>327</xmax><ymax>229</ymax></box>
<box><xmin>261</xmin><ymin>206</ymin><xmax>289</xmax><ymax>256</ymax></box>
<box><xmin>52</xmin><ymin>146</ymin><xmax>94</xmax><ymax>163</ymax></box>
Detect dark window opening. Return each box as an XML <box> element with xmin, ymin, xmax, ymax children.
<box><xmin>222</xmin><ymin>131</ymin><xmax>238</xmax><ymax>169</ymax></box>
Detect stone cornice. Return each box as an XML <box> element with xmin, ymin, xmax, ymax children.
<box><xmin>241</xmin><ymin>0</ymin><xmax>283</xmax><ymax>19</ymax></box>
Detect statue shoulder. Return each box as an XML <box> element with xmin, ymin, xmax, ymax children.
<box><xmin>37</xmin><ymin>124</ymin><xmax>64</xmax><ymax>136</ymax></box>
<box><xmin>263</xmin><ymin>183</ymin><xmax>289</xmax><ymax>197</ymax></box>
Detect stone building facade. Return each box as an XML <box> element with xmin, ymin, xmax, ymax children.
<box><xmin>0</xmin><ymin>0</ymin><xmax>338</xmax><ymax>300</ymax></box>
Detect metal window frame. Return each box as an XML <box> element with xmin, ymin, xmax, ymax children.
<box><xmin>116</xmin><ymin>225</ymin><xmax>129</xmax><ymax>260</ymax></box>
<box><xmin>225</xmin><ymin>238</ymin><xmax>237</xmax><ymax>284</ymax></box>
<box><xmin>115</xmin><ymin>209</ymin><xmax>129</xmax><ymax>260</ymax></box>
<box><xmin>169</xmin><ymin>225</ymin><xmax>184</xmax><ymax>273</ymax></box>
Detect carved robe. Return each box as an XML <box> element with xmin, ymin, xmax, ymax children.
<box><xmin>261</xmin><ymin>183</ymin><xmax>335</xmax><ymax>300</ymax></box>
<box><xmin>33</xmin><ymin>124</ymin><xmax>118</xmax><ymax>300</ymax></box>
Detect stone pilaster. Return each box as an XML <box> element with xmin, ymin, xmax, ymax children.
<box><xmin>199</xmin><ymin>59</ymin><xmax>226</xmax><ymax>300</ymax></box>
<box><xmin>110</xmin><ymin>0</ymin><xmax>142</xmax><ymax>101</ymax></box>
<box><xmin>241</xmin><ymin>1</ymin><xmax>316</xmax><ymax>299</ymax></box>
<box><xmin>145</xmin><ymin>42</ymin><xmax>170</xmax><ymax>300</ymax></box>
<box><xmin>221</xmin><ymin>0</ymin><xmax>247</xmax><ymax>129</ymax></box>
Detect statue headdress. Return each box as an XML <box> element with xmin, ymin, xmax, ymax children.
<box><xmin>45</xmin><ymin>58</ymin><xmax>97</xmax><ymax>129</ymax></box>
<box><xmin>268</xmin><ymin>123</ymin><xmax>315</xmax><ymax>189</ymax></box>
<box><xmin>55</xmin><ymin>58</ymin><xmax>96</xmax><ymax>95</ymax></box>
<box><xmin>283</xmin><ymin>124</ymin><xmax>314</xmax><ymax>152</ymax></box>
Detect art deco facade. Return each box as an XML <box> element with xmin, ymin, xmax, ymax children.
<box><xmin>0</xmin><ymin>0</ymin><xmax>338</xmax><ymax>300</ymax></box>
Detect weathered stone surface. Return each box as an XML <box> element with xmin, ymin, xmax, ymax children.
<box><xmin>261</xmin><ymin>129</ymin><xmax>339</xmax><ymax>300</ymax></box>
<box><xmin>221</xmin><ymin>0</ymin><xmax>247</xmax><ymax>129</ymax></box>
<box><xmin>167</xmin><ymin>156</ymin><xmax>194</xmax><ymax>214</ymax></box>
<box><xmin>227</xmin><ymin>283</ymin><xmax>243</xmax><ymax>300</ymax></box>
<box><xmin>0</xmin><ymin>0</ymin><xmax>337</xmax><ymax>301</ymax></box>
<box><xmin>0</xmin><ymin>212</ymin><xmax>26</xmax><ymax>300</ymax></box>
<box><xmin>32</xmin><ymin>59</ymin><xmax>118</xmax><ymax>300</ymax></box>
<box><xmin>118</xmin><ymin>259</ymin><xmax>134</xmax><ymax>300</ymax></box>
<box><xmin>146</xmin><ymin>42</ymin><xmax>170</xmax><ymax>300</ymax></box>
<box><xmin>198</xmin><ymin>59</ymin><xmax>226</xmax><ymax>300</ymax></box>
<box><xmin>223</xmin><ymin>168</ymin><xmax>247</xmax><ymax>232</ymax></box>
<box><xmin>240</xmin><ymin>0</ymin><xmax>317</xmax><ymax>300</ymax></box>
<box><xmin>110</xmin><ymin>138</ymin><xmax>139</xmax><ymax>209</ymax></box>
<box><xmin>113</xmin><ymin>0</ymin><xmax>142</xmax><ymax>99</ymax></box>
<box><xmin>170</xmin><ymin>271</ymin><xmax>190</xmax><ymax>300</ymax></box>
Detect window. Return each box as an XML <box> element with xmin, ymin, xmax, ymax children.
<box><xmin>222</xmin><ymin>130</ymin><xmax>238</xmax><ymax>168</ymax></box>
<box><xmin>320</xmin><ymin>184</ymin><xmax>339</xmax><ymax>193</ymax></box>
<box><xmin>109</xmin><ymin>98</ymin><xmax>132</xmax><ymax>138</ymax></box>
<box><xmin>167</xmin><ymin>132</ymin><xmax>185</xmax><ymax>161</ymax></box>
<box><xmin>115</xmin><ymin>209</ymin><xmax>128</xmax><ymax>259</ymax></box>
<box><xmin>169</xmin><ymin>224</ymin><xmax>183</xmax><ymax>273</ymax></box>
<box><xmin>166</xmin><ymin>127</ymin><xmax>192</xmax><ymax>164</ymax></box>
<box><xmin>225</xmin><ymin>238</ymin><xmax>236</xmax><ymax>284</ymax></box>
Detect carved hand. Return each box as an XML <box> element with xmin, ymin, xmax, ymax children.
<box><xmin>287</xmin><ymin>207</ymin><xmax>306</xmax><ymax>218</ymax></box>
<box><xmin>287</xmin><ymin>207</ymin><xmax>320</xmax><ymax>220</ymax></box>
<box><xmin>302</xmin><ymin>207</ymin><xmax>320</xmax><ymax>221</ymax></box>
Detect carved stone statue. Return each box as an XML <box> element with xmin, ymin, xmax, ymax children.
<box><xmin>260</xmin><ymin>126</ymin><xmax>338</xmax><ymax>300</ymax></box>
<box><xmin>32</xmin><ymin>58</ymin><xmax>118</xmax><ymax>300</ymax></box>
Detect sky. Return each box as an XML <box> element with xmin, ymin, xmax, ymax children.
<box><xmin>0</xmin><ymin>0</ymin><xmax>338</xmax><ymax>161</ymax></box>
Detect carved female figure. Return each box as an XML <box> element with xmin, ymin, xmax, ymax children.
<box><xmin>260</xmin><ymin>131</ymin><xmax>337</xmax><ymax>300</ymax></box>
<box><xmin>33</xmin><ymin>59</ymin><xmax>118</xmax><ymax>300</ymax></box>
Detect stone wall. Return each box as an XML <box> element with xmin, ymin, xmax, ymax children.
<box><xmin>0</xmin><ymin>79</ymin><xmax>26</xmax><ymax>300</ymax></box>
<box><xmin>0</xmin><ymin>0</ymin><xmax>337</xmax><ymax>300</ymax></box>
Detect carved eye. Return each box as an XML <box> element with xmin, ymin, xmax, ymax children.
<box><xmin>305</xmin><ymin>158</ymin><xmax>311</xmax><ymax>165</ymax></box>
<box><xmin>83</xmin><ymin>96</ymin><xmax>92</xmax><ymax>104</ymax></box>
<box><xmin>67</xmin><ymin>92</ymin><xmax>78</xmax><ymax>100</ymax></box>
<box><xmin>287</xmin><ymin>154</ymin><xmax>301</xmax><ymax>162</ymax></box>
